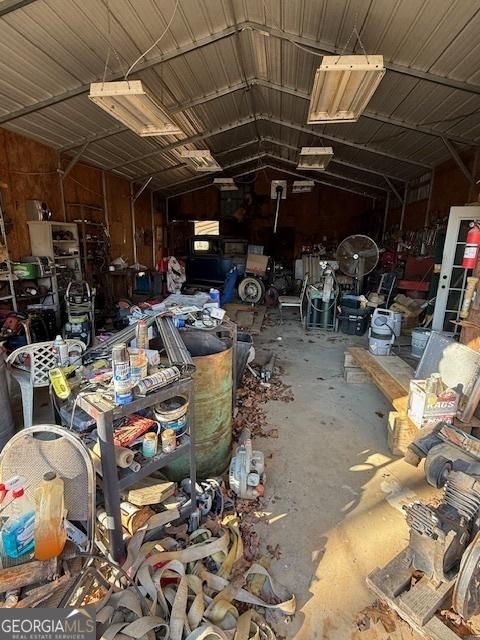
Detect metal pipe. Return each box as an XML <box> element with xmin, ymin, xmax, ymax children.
<box><xmin>424</xmin><ymin>168</ymin><xmax>435</xmax><ymax>228</ymax></box>
<box><xmin>130</xmin><ymin>182</ymin><xmax>137</xmax><ymax>264</ymax></box>
<box><xmin>399</xmin><ymin>183</ymin><xmax>409</xmax><ymax>231</ymax></box>
<box><xmin>150</xmin><ymin>190</ymin><xmax>155</xmax><ymax>268</ymax></box>
<box><xmin>382</xmin><ymin>192</ymin><xmax>390</xmax><ymax>242</ymax></box>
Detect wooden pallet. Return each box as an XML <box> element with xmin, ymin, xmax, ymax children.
<box><xmin>367</xmin><ymin>549</ymin><xmax>461</xmax><ymax>640</ymax></box>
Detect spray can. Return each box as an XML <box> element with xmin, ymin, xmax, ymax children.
<box><xmin>135</xmin><ymin>319</ymin><xmax>148</xmax><ymax>350</ymax></box>
<box><xmin>134</xmin><ymin>367</ymin><xmax>181</xmax><ymax>396</ymax></box>
<box><xmin>112</xmin><ymin>343</ymin><xmax>133</xmax><ymax>405</ymax></box>
<box><xmin>53</xmin><ymin>335</ymin><xmax>69</xmax><ymax>366</ymax></box>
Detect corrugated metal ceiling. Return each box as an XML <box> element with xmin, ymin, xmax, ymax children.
<box><xmin>1</xmin><ymin>0</ymin><xmax>480</xmax><ymax>198</ymax></box>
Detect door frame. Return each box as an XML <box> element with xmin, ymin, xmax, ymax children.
<box><xmin>432</xmin><ymin>206</ymin><xmax>480</xmax><ymax>331</ymax></box>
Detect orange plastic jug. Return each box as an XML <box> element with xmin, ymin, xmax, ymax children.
<box><xmin>34</xmin><ymin>471</ymin><xmax>67</xmax><ymax>561</ymax></box>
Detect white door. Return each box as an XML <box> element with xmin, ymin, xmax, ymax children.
<box><xmin>432</xmin><ymin>206</ymin><xmax>480</xmax><ymax>332</ymax></box>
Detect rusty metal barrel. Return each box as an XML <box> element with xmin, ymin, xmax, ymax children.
<box><xmin>165</xmin><ymin>334</ymin><xmax>233</xmax><ymax>481</ymax></box>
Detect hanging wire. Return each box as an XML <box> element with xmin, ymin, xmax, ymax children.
<box><xmin>100</xmin><ymin>0</ymin><xmax>129</xmax><ymax>80</ymax></box>
<box><xmin>261</xmin><ymin>0</ymin><xmax>324</xmax><ymax>58</ymax></box>
<box><xmin>336</xmin><ymin>13</ymin><xmax>369</xmax><ymax>63</ymax></box>
<box><xmin>125</xmin><ymin>0</ymin><xmax>180</xmax><ymax>79</ymax></box>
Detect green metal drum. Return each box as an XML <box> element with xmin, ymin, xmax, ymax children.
<box><xmin>165</xmin><ymin>345</ymin><xmax>233</xmax><ymax>480</ymax></box>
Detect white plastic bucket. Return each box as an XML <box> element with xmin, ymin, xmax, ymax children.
<box><xmin>411</xmin><ymin>327</ymin><xmax>431</xmax><ymax>359</ymax></box>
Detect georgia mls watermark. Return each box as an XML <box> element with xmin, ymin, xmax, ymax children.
<box><xmin>0</xmin><ymin>607</ymin><xmax>95</xmax><ymax>640</ymax></box>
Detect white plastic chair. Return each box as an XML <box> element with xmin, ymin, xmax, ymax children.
<box><xmin>6</xmin><ymin>340</ymin><xmax>86</xmax><ymax>428</ymax></box>
<box><xmin>279</xmin><ymin>273</ymin><xmax>309</xmax><ymax>324</ymax></box>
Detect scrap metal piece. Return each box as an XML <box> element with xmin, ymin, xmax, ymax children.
<box><xmin>154</xmin><ymin>315</ymin><xmax>195</xmax><ymax>374</ymax></box>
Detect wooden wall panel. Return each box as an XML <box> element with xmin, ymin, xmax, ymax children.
<box><xmin>133</xmin><ymin>188</ymin><xmax>153</xmax><ymax>268</ymax></box>
<box><xmin>0</xmin><ymin>129</ymin><xmax>62</xmax><ymax>258</ymax></box>
<box><xmin>169</xmin><ymin>168</ymin><xmax>372</xmax><ymax>257</ymax></box>
<box><xmin>105</xmin><ymin>174</ymin><xmax>133</xmax><ymax>263</ymax></box>
<box><xmin>0</xmin><ymin>127</ymin><xmax>160</xmax><ymax>267</ymax></box>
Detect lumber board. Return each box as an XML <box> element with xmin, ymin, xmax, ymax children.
<box><xmin>347</xmin><ymin>347</ymin><xmax>410</xmax><ymax>402</ymax></box>
<box><xmin>344</xmin><ymin>352</ymin><xmax>358</xmax><ymax>368</ymax></box>
<box><xmin>0</xmin><ymin>559</ymin><xmax>57</xmax><ymax>592</ymax></box>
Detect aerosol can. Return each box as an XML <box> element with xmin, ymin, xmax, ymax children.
<box><xmin>229</xmin><ymin>429</ymin><xmax>265</xmax><ymax>500</ymax></box>
<box><xmin>368</xmin><ymin>308</ymin><xmax>402</xmax><ymax>356</ymax></box>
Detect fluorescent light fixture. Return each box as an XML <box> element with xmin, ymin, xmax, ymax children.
<box><xmin>180</xmin><ymin>149</ymin><xmax>221</xmax><ymax>172</ymax></box>
<box><xmin>307</xmin><ymin>54</ymin><xmax>385</xmax><ymax>123</ymax></box>
<box><xmin>213</xmin><ymin>177</ymin><xmax>238</xmax><ymax>191</ymax></box>
<box><xmin>88</xmin><ymin>80</ymin><xmax>183</xmax><ymax>136</ymax></box>
<box><xmin>292</xmin><ymin>180</ymin><xmax>315</xmax><ymax>193</ymax></box>
<box><xmin>297</xmin><ymin>147</ymin><xmax>334</xmax><ymax>170</ymax></box>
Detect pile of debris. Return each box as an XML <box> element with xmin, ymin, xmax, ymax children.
<box><xmin>234</xmin><ymin>366</ymin><xmax>294</xmax><ymax>439</ymax></box>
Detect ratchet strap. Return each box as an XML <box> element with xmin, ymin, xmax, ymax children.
<box><xmin>96</xmin><ymin>513</ymin><xmax>295</xmax><ymax>640</ymax></box>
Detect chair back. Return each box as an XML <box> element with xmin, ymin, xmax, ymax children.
<box><xmin>6</xmin><ymin>340</ymin><xmax>86</xmax><ymax>388</ymax></box>
<box><xmin>0</xmin><ymin>425</ymin><xmax>95</xmax><ymax>553</ymax></box>
<box><xmin>299</xmin><ymin>273</ymin><xmax>309</xmax><ymax>302</ymax></box>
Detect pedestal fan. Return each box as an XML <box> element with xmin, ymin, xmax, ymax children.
<box><xmin>335</xmin><ymin>234</ymin><xmax>379</xmax><ymax>294</ymax></box>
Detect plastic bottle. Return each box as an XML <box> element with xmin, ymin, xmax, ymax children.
<box><xmin>34</xmin><ymin>472</ymin><xmax>67</xmax><ymax>561</ymax></box>
<box><xmin>135</xmin><ymin>319</ymin><xmax>148</xmax><ymax>350</ymax></box>
<box><xmin>53</xmin><ymin>335</ymin><xmax>69</xmax><ymax>366</ymax></box>
<box><xmin>1</xmin><ymin>488</ymin><xmax>35</xmax><ymax>560</ymax></box>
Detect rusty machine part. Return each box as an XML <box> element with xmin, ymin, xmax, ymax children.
<box><xmin>453</xmin><ymin>531</ymin><xmax>480</xmax><ymax>619</ymax></box>
<box><xmin>404</xmin><ymin>471</ymin><xmax>480</xmax><ymax>586</ymax></box>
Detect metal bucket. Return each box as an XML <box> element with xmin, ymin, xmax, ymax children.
<box><xmin>154</xmin><ymin>395</ymin><xmax>189</xmax><ymax>437</ymax></box>
<box><xmin>165</xmin><ymin>333</ymin><xmax>233</xmax><ymax>481</ymax></box>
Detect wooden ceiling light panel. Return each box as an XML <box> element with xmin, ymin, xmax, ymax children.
<box><xmin>88</xmin><ymin>80</ymin><xmax>183</xmax><ymax>136</ymax></box>
<box><xmin>307</xmin><ymin>55</ymin><xmax>385</xmax><ymax>124</ymax></box>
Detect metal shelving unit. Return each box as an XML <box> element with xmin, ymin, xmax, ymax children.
<box><xmin>75</xmin><ymin>377</ymin><xmax>197</xmax><ymax>563</ymax></box>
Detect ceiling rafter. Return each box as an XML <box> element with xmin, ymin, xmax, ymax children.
<box><xmin>0</xmin><ymin>0</ymin><xmax>36</xmax><ymax>17</ymax></box>
<box><xmin>165</xmin><ymin>159</ymin><xmax>378</xmax><ymax>200</ymax></box>
<box><xmin>242</xmin><ymin>22</ymin><xmax>480</xmax><ymax>96</ymax></box>
<box><xmin>217</xmin><ymin>136</ymin><xmax>407</xmax><ymax>182</ymax></box>
<box><xmin>155</xmin><ymin>150</ymin><xmax>384</xmax><ymax>199</ymax></box>
<box><xmin>2</xmin><ymin>17</ymin><xmax>480</xmax><ymax>129</ymax></box>
<box><xmin>107</xmin><ymin>113</ymin><xmax>430</xmax><ymax>172</ymax></box>
<box><xmin>0</xmin><ymin>23</ymin><xmax>239</xmax><ymax>125</ymax></box>
<box><xmin>172</xmin><ymin>77</ymin><xmax>474</xmax><ymax>147</ymax></box>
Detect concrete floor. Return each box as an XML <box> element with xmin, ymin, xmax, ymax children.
<box><xmin>17</xmin><ymin>315</ymin><xmax>437</xmax><ymax>638</ymax></box>
<box><xmin>253</xmin><ymin>313</ymin><xmax>436</xmax><ymax>640</ymax></box>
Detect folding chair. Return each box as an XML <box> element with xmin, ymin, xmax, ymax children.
<box><xmin>278</xmin><ymin>273</ymin><xmax>309</xmax><ymax>324</ymax></box>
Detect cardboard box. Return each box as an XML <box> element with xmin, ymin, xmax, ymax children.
<box><xmin>407</xmin><ymin>379</ymin><xmax>460</xmax><ymax>429</ymax></box>
<box><xmin>246</xmin><ymin>253</ymin><xmax>269</xmax><ymax>275</ymax></box>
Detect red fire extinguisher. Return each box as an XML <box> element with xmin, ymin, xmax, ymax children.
<box><xmin>463</xmin><ymin>221</ymin><xmax>480</xmax><ymax>269</ymax></box>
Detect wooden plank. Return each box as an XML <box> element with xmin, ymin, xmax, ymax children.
<box><xmin>348</xmin><ymin>347</ymin><xmax>409</xmax><ymax>402</ymax></box>
<box><xmin>0</xmin><ymin>559</ymin><xmax>57</xmax><ymax>592</ymax></box>
<box><xmin>344</xmin><ymin>352</ymin><xmax>358</xmax><ymax>368</ymax></box>
<box><xmin>399</xmin><ymin>576</ymin><xmax>454</xmax><ymax>626</ymax></box>
<box><xmin>367</xmin><ymin>569</ymin><xmax>461</xmax><ymax>640</ymax></box>
<box><xmin>344</xmin><ymin>367</ymin><xmax>371</xmax><ymax>384</ymax></box>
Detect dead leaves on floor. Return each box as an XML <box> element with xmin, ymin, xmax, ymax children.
<box><xmin>234</xmin><ymin>367</ymin><xmax>294</xmax><ymax>440</ymax></box>
<box><xmin>354</xmin><ymin>602</ymin><xmax>418</xmax><ymax>639</ymax></box>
